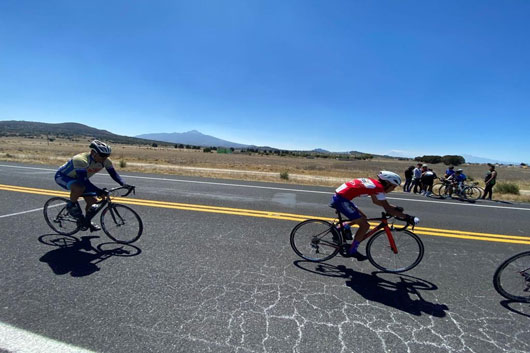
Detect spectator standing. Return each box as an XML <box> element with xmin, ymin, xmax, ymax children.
<box><xmin>482</xmin><ymin>164</ymin><xmax>497</xmax><ymax>200</ymax></box>
<box><xmin>411</xmin><ymin>163</ymin><xmax>423</xmax><ymax>194</ymax></box>
<box><xmin>403</xmin><ymin>166</ymin><xmax>414</xmax><ymax>192</ymax></box>
<box><xmin>421</xmin><ymin>167</ymin><xmax>437</xmax><ymax>196</ymax></box>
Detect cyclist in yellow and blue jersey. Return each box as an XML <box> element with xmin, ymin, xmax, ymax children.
<box><xmin>54</xmin><ymin>140</ymin><xmax>129</xmax><ymax>231</ymax></box>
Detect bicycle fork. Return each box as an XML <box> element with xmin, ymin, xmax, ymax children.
<box><xmin>384</xmin><ymin>226</ymin><xmax>398</xmax><ymax>254</ymax></box>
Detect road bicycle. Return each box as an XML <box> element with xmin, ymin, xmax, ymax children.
<box><xmin>435</xmin><ymin>178</ymin><xmax>482</xmax><ymax>201</ymax></box>
<box><xmin>493</xmin><ymin>251</ymin><xmax>530</xmax><ymax>302</ymax></box>
<box><xmin>43</xmin><ymin>185</ymin><xmax>143</xmax><ymax>244</ymax></box>
<box><xmin>290</xmin><ymin>209</ymin><xmax>423</xmax><ymax>273</ymax></box>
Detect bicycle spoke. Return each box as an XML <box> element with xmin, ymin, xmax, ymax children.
<box><xmin>366</xmin><ymin>229</ymin><xmax>424</xmax><ymax>273</ymax></box>
<box><xmin>290</xmin><ymin>219</ymin><xmax>340</xmax><ymax>262</ymax></box>
<box><xmin>494</xmin><ymin>251</ymin><xmax>530</xmax><ymax>302</ymax></box>
<box><xmin>43</xmin><ymin>197</ymin><xmax>80</xmax><ymax>235</ymax></box>
<box><xmin>101</xmin><ymin>204</ymin><xmax>143</xmax><ymax>244</ymax></box>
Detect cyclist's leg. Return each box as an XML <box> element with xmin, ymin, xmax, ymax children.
<box><xmin>331</xmin><ymin>195</ymin><xmax>366</xmax><ymax>254</ymax></box>
<box><xmin>55</xmin><ymin>173</ymin><xmax>84</xmax><ymax>219</ymax></box>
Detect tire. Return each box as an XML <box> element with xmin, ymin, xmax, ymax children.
<box><xmin>493</xmin><ymin>251</ymin><xmax>530</xmax><ymax>302</ymax></box>
<box><xmin>101</xmin><ymin>204</ymin><xmax>143</xmax><ymax>244</ymax></box>
<box><xmin>290</xmin><ymin>219</ymin><xmax>341</xmax><ymax>262</ymax></box>
<box><xmin>432</xmin><ymin>183</ymin><xmax>444</xmax><ymax>196</ymax></box>
<box><xmin>366</xmin><ymin>229</ymin><xmax>424</xmax><ymax>273</ymax></box>
<box><xmin>43</xmin><ymin>197</ymin><xmax>81</xmax><ymax>236</ymax></box>
<box><xmin>464</xmin><ymin>186</ymin><xmax>481</xmax><ymax>201</ymax></box>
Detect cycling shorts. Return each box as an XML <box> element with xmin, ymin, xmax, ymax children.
<box><xmin>54</xmin><ymin>171</ymin><xmax>98</xmax><ymax>196</ymax></box>
<box><xmin>330</xmin><ymin>194</ymin><xmax>362</xmax><ymax>220</ymax></box>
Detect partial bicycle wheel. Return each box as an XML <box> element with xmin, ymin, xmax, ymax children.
<box><xmin>366</xmin><ymin>229</ymin><xmax>424</xmax><ymax>273</ymax></box>
<box><xmin>43</xmin><ymin>197</ymin><xmax>81</xmax><ymax>236</ymax></box>
<box><xmin>493</xmin><ymin>251</ymin><xmax>530</xmax><ymax>302</ymax></box>
<box><xmin>100</xmin><ymin>204</ymin><xmax>143</xmax><ymax>244</ymax></box>
<box><xmin>290</xmin><ymin>219</ymin><xmax>341</xmax><ymax>262</ymax></box>
<box><xmin>464</xmin><ymin>186</ymin><xmax>481</xmax><ymax>201</ymax></box>
<box><xmin>432</xmin><ymin>183</ymin><xmax>444</xmax><ymax>196</ymax></box>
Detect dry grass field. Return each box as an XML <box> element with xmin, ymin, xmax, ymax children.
<box><xmin>1</xmin><ymin>136</ymin><xmax>529</xmax><ymax>201</ymax></box>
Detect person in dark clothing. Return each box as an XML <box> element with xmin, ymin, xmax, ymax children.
<box><xmin>421</xmin><ymin>167</ymin><xmax>437</xmax><ymax>196</ymax></box>
<box><xmin>403</xmin><ymin>166</ymin><xmax>414</xmax><ymax>192</ymax></box>
<box><xmin>482</xmin><ymin>164</ymin><xmax>497</xmax><ymax>200</ymax></box>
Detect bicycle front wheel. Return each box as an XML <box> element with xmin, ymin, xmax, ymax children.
<box><xmin>290</xmin><ymin>219</ymin><xmax>341</xmax><ymax>262</ymax></box>
<box><xmin>366</xmin><ymin>229</ymin><xmax>424</xmax><ymax>273</ymax></box>
<box><xmin>464</xmin><ymin>186</ymin><xmax>481</xmax><ymax>201</ymax></box>
<box><xmin>43</xmin><ymin>197</ymin><xmax>81</xmax><ymax>235</ymax></box>
<box><xmin>101</xmin><ymin>204</ymin><xmax>143</xmax><ymax>244</ymax></box>
<box><xmin>493</xmin><ymin>251</ymin><xmax>530</xmax><ymax>302</ymax></box>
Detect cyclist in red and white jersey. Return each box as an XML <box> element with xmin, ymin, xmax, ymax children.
<box><xmin>330</xmin><ymin>171</ymin><xmax>406</xmax><ymax>256</ymax></box>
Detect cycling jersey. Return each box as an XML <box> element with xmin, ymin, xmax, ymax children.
<box><xmin>445</xmin><ymin>169</ymin><xmax>455</xmax><ymax>177</ymax></box>
<box><xmin>335</xmin><ymin>178</ymin><xmax>386</xmax><ymax>201</ymax></box>
<box><xmin>455</xmin><ymin>173</ymin><xmax>467</xmax><ymax>182</ymax></box>
<box><xmin>55</xmin><ymin>152</ymin><xmax>124</xmax><ymax>194</ymax></box>
<box><xmin>58</xmin><ymin>152</ymin><xmax>114</xmax><ymax>178</ymax></box>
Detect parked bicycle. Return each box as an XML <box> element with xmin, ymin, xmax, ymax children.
<box><xmin>44</xmin><ymin>185</ymin><xmax>143</xmax><ymax>244</ymax></box>
<box><xmin>493</xmin><ymin>251</ymin><xmax>530</xmax><ymax>302</ymax></box>
<box><xmin>290</xmin><ymin>209</ymin><xmax>423</xmax><ymax>273</ymax></box>
<box><xmin>435</xmin><ymin>178</ymin><xmax>482</xmax><ymax>201</ymax></box>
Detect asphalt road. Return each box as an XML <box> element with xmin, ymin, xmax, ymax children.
<box><xmin>1</xmin><ymin>162</ymin><xmax>529</xmax><ymax>353</ymax></box>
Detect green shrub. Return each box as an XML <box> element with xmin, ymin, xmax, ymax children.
<box><xmin>120</xmin><ymin>160</ymin><xmax>127</xmax><ymax>168</ymax></box>
<box><xmin>280</xmin><ymin>171</ymin><xmax>289</xmax><ymax>180</ymax></box>
<box><xmin>495</xmin><ymin>182</ymin><xmax>520</xmax><ymax>195</ymax></box>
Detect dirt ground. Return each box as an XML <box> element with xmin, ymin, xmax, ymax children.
<box><xmin>1</xmin><ymin>136</ymin><xmax>529</xmax><ymax>201</ymax></box>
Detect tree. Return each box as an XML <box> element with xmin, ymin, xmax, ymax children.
<box><xmin>442</xmin><ymin>155</ymin><xmax>465</xmax><ymax>166</ymax></box>
<box><xmin>414</xmin><ymin>155</ymin><xmax>442</xmax><ymax>164</ymax></box>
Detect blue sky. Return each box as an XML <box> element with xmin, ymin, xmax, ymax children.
<box><xmin>1</xmin><ymin>1</ymin><xmax>529</xmax><ymax>163</ymax></box>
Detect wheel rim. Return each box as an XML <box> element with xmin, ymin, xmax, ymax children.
<box><xmin>367</xmin><ymin>230</ymin><xmax>424</xmax><ymax>273</ymax></box>
<box><xmin>101</xmin><ymin>204</ymin><xmax>143</xmax><ymax>243</ymax></box>
<box><xmin>290</xmin><ymin>219</ymin><xmax>340</xmax><ymax>262</ymax></box>
<box><xmin>44</xmin><ymin>197</ymin><xmax>80</xmax><ymax>235</ymax></box>
<box><xmin>494</xmin><ymin>252</ymin><xmax>530</xmax><ymax>302</ymax></box>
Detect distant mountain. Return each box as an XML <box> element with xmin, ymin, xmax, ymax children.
<box><xmin>462</xmin><ymin>154</ymin><xmax>516</xmax><ymax>165</ymax></box>
<box><xmin>136</xmin><ymin>130</ymin><xmax>251</xmax><ymax>148</ymax></box>
<box><xmin>0</xmin><ymin>120</ymin><xmax>172</xmax><ymax>146</ymax></box>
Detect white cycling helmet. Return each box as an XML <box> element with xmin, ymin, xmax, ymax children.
<box><xmin>377</xmin><ymin>171</ymin><xmax>402</xmax><ymax>186</ymax></box>
<box><xmin>90</xmin><ymin>140</ymin><xmax>112</xmax><ymax>156</ymax></box>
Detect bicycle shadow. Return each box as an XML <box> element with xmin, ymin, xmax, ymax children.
<box><xmin>500</xmin><ymin>300</ymin><xmax>530</xmax><ymax>318</ymax></box>
<box><xmin>38</xmin><ymin>234</ymin><xmax>141</xmax><ymax>277</ymax></box>
<box><xmin>294</xmin><ymin>261</ymin><xmax>449</xmax><ymax>317</ymax></box>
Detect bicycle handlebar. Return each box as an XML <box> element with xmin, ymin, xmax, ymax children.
<box><xmin>104</xmin><ymin>185</ymin><xmax>136</xmax><ymax>197</ymax></box>
<box><xmin>369</xmin><ymin>212</ymin><xmax>419</xmax><ymax>231</ymax></box>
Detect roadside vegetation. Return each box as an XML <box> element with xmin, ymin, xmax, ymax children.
<box><xmin>1</xmin><ymin>136</ymin><xmax>529</xmax><ymax>202</ymax></box>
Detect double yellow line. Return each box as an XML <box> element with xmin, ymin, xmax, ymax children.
<box><xmin>1</xmin><ymin>183</ymin><xmax>529</xmax><ymax>245</ymax></box>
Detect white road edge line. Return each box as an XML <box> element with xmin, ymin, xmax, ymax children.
<box><xmin>0</xmin><ymin>321</ymin><xmax>98</xmax><ymax>353</ymax></box>
<box><xmin>0</xmin><ymin>207</ymin><xmax>44</xmax><ymax>218</ymax></box>
<box><xmin>1</xmin><ymin>164</ymin><xmax>529</xmax><ymax>212</ymax></box>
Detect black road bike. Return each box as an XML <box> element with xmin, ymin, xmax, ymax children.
<box><xmin>44</xmin><ymin>186</ymin><xmax>143</xmax><ymax>244</ymax></box>
<box><xmin>493</xmin><ymin>251</ymin><xmax>530</xmax><ymax>302</ymax></box>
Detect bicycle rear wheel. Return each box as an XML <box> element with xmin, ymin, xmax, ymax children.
<box><xmin>366</xmin><ymin>229</ymin><xmax>424</xmax><ymax>273</ymax></box>
<box><xmin>43</xmin><ymin>197</ymin><xmax>81</xmax><ymax>235</ymax></box>
<box><xmin>101</xmin><ymin>204</ymin><xmax>143</xmax><ymax>244</ymax></box>
<box><xmin>290</xmin><ymin>219</ymin><xmax>341</xmax><ymax>262</ymax></box>
<box><xmin>493</xmin><ymin>251</ymin><xmax>530</xmax><ymax>302</ymax></box>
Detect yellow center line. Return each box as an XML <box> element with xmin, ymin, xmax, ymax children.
<box><xmin>1</xmin><ymin>183</ymin><xmax>529</xmax><ymax>244</ymax></box>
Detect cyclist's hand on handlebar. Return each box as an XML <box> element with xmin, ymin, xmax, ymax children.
<box><xmin>97</xmin><ymin>188</ymin><xmax>110</xmax><ymax>197</ymax></box>
<box><xmin>122</xmin><ymin>184</ymin><xmax>134</xmax><ymax>190</ymax></box>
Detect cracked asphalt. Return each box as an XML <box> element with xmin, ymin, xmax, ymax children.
<box><xmin>1</xmin><ymin>162</ymin><xmax>529</xmax><ymax>353</ymax></box>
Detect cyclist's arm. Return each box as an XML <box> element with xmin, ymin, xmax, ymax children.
<box><xmin>107</xmin><ymin>167</ymin><xmax>125</xmax><ymax>186</ymax></box>
<box><xmin>370</xmin><ymin>196</ymin><xmax>405</xmax><ymax>218</ymax></box>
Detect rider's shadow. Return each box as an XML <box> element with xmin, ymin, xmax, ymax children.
<box><xmin>38</xmin><ymin>234</ymin><xmax>141</xmax><ymax>277</ymax></box>
<box><xmin>294</xmin><ymin>261</ymin><xmax>449</xmax><ymax>317</ymax></box>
